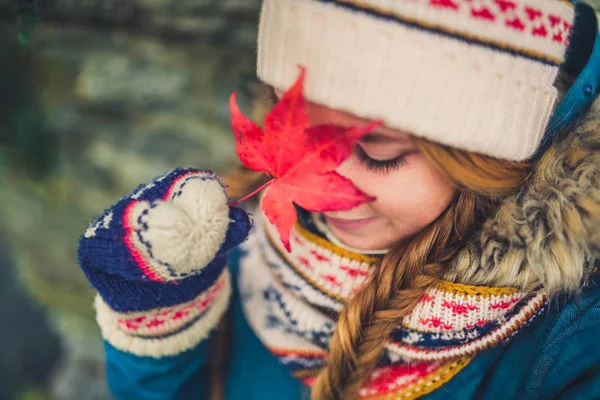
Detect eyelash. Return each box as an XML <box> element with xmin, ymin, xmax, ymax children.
<box><xmin>356</xmin><ymin>146</ymin><xmax>408</xmax><ymax>173</ymax></box>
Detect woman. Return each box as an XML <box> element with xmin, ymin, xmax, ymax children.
<box><xmin>78</xmin><ymin>0</ymin><xmax>600</xmax><ymax>398</ymax></box>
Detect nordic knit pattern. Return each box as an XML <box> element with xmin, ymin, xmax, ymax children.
<box><xmin>238</xmin><ymin>212</ymin><xmax>548</xmax><ymax>399</ymax></box>
<box><xmin>257</xmin><ymin>0</ymin><xmax>576</xmax><ymax>160</ymax></box>
<box><xmin>95</xmin><ymin>269</ymin><xmax>232</xmax><ymax>358</ymax></box>
<box><xmin>78</xmin><ymin>168</ymin><xmax>252</xmax><ymax>357</ymax></box>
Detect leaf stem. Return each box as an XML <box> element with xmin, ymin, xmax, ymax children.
<box><xmin>228</xmin><ymin>178</ymin><xmax>275</xmax><ymax>208</ymax></box>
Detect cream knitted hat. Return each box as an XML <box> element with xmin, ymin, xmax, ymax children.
<box><xmin>256</xmin><ymin>0</ymin><xmax>576</xmax><ymax>161</ymax></box>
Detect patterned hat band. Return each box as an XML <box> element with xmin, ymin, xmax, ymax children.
<box><xmin>256</xmin><ymin>0</ymin><xmax>576</xmax><ymax>161</ymax></box>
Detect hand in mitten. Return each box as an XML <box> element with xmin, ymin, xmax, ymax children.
<box><xmin>78</xmin><ymin>168</ymin><xmax>251</xmax><ymax>357</ymax></box>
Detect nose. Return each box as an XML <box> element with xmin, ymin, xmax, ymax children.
<box><xmin>334</xmin><ymin>157</ymin><xmax>375</xmax><ymax>212</ymax></box>
<box><xmin>335</xmin><ymin>150</ymin><xmax>375</xmax><ymax>201</ymax></box>
<box><xmin>336</xmin><ymin>156</ymin><xmax>370</xmax><ymax>200</ymax></box>
<box><xmin>336</xmin><ymin>157</ymin><xmax>354</xmax><ymax>179</ymax></box>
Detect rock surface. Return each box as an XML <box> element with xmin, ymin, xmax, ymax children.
<box><xmin>0</xmin><ymin>0</ymin><xmax>262</xmax><ymax>398</ymax></box>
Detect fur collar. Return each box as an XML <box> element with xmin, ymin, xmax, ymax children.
<box><xmin>444</xmin><ymin>99</ymin><xmax>600</xmax><ymax>295</ymax></box>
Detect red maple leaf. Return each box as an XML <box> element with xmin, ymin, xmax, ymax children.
<box><xmin>229</xmin><ymin>69</ymin><xmax>378</xmax><ymax>251</ymax></box>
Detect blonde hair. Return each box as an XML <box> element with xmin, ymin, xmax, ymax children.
<box><xmin>310</xmin><ymin>139</ymin><xmax>531</xmax><ymax>399</ymax></box>
<box><xmin>218</xmin><ymin>84</ymin><xmax>541</xmax><ymax>400</ymax></box>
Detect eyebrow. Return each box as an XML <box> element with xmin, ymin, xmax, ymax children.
<box><xmin>360</xmin><ymin>133</ymin><xmax>405</xmax><ymax>144</ymax></box>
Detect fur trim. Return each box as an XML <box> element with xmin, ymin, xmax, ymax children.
<box><xmin>445</xmin><ymin>97</ymin><xmax>600</xmax><ymax>295</ymax></box>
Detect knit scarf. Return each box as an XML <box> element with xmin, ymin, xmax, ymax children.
<box><xmin>238</xmin><ymin>212</ymin><xmax>548</xmax><ymax>399</ymax></box>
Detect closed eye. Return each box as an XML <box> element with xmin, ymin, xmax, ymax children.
<box><xmin>356</xmin><ymin>145</ymin><xmax>408</xmax><ymax>173</ymax></box>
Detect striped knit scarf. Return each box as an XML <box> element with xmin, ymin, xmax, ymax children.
<box><xmin>238</xmin><ymin>212</ymin><xmax>548</xmax><ymax>399</ymax></box>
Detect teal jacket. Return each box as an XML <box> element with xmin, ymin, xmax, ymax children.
<box><xmin>104</xmin><ymin>253</ymin><xmax>600</xmax><ymax>400</ymax></box>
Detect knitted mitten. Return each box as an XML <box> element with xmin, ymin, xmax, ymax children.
<box><xmin>78</xmin><ymin>168</ymin><xmax>251</xmax><ymax>357</ymax></box>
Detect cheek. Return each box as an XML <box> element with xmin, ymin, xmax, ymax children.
<box><xmin>349</xmin><ymin>156</ymin><xmax>455</xmax><ymax>224</ymax></box>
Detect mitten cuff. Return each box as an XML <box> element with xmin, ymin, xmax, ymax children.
<box><xmin>95</xmin><ymin>268</ymin><xmax>231</xmax><ymax>358</ymax></box>
<box><xmin>85</xmin><ymin>253</ymin><xmax>228</xmax><ymax>313</ymax></box>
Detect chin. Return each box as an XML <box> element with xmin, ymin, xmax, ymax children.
<box><xmin>329</xmin><ymin>227</ymin><xmax>389</xmax><ymax>252</ymax></box>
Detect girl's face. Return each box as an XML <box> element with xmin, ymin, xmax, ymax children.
<box><xmin>300</xmin><ymin>98</ymin><xmax>456</xmax><ymax>251</ymax></box>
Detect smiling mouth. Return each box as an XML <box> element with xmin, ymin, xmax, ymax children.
<box><xmin>323</xmin><ymin>215</ymin><xmax>377</xmax><ymax>231</ymax></box>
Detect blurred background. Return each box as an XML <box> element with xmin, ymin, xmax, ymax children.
<box><xmin>0</xmin><ymin>0</ymin><xmax>263</xmax><ymax>398</ymax></box>
<box><xmin>1</xmin><ymin>1</ymin><xmax>600</xmax><ymax>399</ymax></box>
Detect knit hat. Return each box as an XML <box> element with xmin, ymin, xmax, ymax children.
<box><xmin>256</xmin><ymin>0</ymin><xmax>576</xmax><ymax>161</ymax></box>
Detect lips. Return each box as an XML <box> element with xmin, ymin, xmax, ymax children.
<box><xmin>324</xmin><ymin>215</ymin><xmax>377</xmax><ymax>231</ymax></box>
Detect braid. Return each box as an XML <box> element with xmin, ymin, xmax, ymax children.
<box><xmin>223</xmin><ymin>87</ymin><xmax>530</xmax><ymax>400</ymax></box>
<box><xmin>311</xmin><ymin>190</ymin><xmax>482</xmax><ymax>400</ymax></box>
